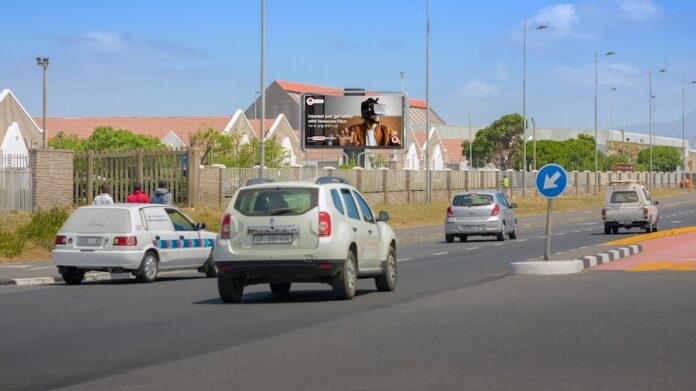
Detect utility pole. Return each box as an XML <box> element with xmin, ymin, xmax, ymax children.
<box><xmin>259</xmin><ymin>0</ymin><xmax>266</xmax><ymax>174</ymax></box>
<box><xmin>36</xmin><ymin>57</ymin><xmax>49</xmax><ymax>149</ymax></box>
<box><xmin>532</xmin><ymin>117</ymin><xmax>536</xmax><ymax>170</ymax></box>
<box><xmin>468</xmin><ymin>111</ymin><xmax>472</xmax><ymax>169</ymax></box>
<box><xmin>425</xmin><ymin>0</ymin><xmax>431</xmax><ymax>203</ymax></box>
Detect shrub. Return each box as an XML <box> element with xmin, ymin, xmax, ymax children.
<box><xmin>0</xmin><ymin>231</ymin><xmax>25</xmax><ymax>258</ymax></box>
<box><xmin>17</xmin><ymin>208</ymin><xmax>70</xmax><ymax>250</ymax></box>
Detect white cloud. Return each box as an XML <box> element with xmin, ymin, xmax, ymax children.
<box><xmin>555</xmin><ymin>61</ymin><xmax>642</xmax><ymax>87</ymax></box>
<box><xmin>610</xmin><ymin>0</ymin><xmax>662</xmax><ymax>21</ymax></box>
<box><xmin>457</xmin><ymin>79</ymin><xmax>500</xmax><ymax>98</ymax></box>
<box><xmin>81</xmin><ymin>32</ymin><xmax>128</xmax><ymax>52</ymax></box>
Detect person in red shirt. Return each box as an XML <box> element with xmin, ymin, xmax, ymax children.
<box><xmin>126</xmin><ymin>182</ymin><xmax>150</xmax><ymax>203</ymax></box>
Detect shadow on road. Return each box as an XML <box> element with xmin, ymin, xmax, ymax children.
<box><xmin>193</xmin><ymin>289</ymin><xmax>374</xmax><ymax>305</ymax></box>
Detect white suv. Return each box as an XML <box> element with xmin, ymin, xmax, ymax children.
<box><xmin>213</xmin><ymin>177</ymin><xmax>398</xmax><ymax>302</ymax></box>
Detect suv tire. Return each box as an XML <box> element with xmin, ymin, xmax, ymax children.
<box><xmin>604</xmin><ymin>224</ymin><xmax>611</xmax><ymax>235</ymax></box>
<box><xmin>270</xmin><ymin>283</ymin><xmax>291</xmax><ymax>295</ymax></box>
<box><xmin>333</xmin><ymin>250</ymin><xmax>357</xmax><ymax>300</ymax></box>
<box><xmin>645</xmin><ymin>224</ymin><xmax>652</xmax><ymax>233</ymax></box>
<box><xmin>375</xmin><ymin>247</ymin><xmax>397</xmax><ymax>292</ymax></box>
<box><xmin>612</xmin><ymin>226</ymin><xmax>619</xmax><ymax>234</ymax></box>
<box><xmin>218</xmin><ymin>275</ymin><xmax>244</xmax><ymax>303</ymax></box>
<box><xmin>445</xmin><ymin>234</ymin><xmax>455</xmax><ymax>243</ymax></box>
<box><xmin>459</xmin><ymin>235</ymin><xmax>468</xmax><ymax>242</ymax></box>
<box><xmin>135</xmin><ymin>252</ymin><xmax>158</xmax><ymax>283</ymax></box>
<box><xmin>62</xmin><ymin>268</ymin><xmax>85</xmax><ymax>285</ymax></box>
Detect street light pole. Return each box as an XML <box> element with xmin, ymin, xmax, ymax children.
<box><xmin>36</xmin><ymin>57</ymin><xmax>49</xmax><ymax>149</ymax></box>
<box><xmin>259</xmin><ymin>0</ymin><xmax>266</xmax><ymax>174</ymax></box>
<box><xmin>594</xmin><ymin>48</ymin><xmax>614</xmax><ymax>194</ymax></box>
<box><xmin>468</xmin><ymin>111</ymin><xmax>472</xmax><ymax>168</ymax></box>
<box><xmin>682</xmin><ymin>79</ymin><xmax>696</xmax><ymax>181</ymax></box>
<box><xmin>531</xmin><ymin>117</ymin><xmax>536</xmax><ymax>170</ymax></box>
<box><xmin>522</xmin><ymin>20</ymin><xmax>547</xmax><ymax>198</ymax></box>
<box><xmin>649</xmin><ymin>68</ymin><xmax>667</xmax><ymax>189</ymax></box>
<box><xmin>610</xmin><ymin>85</ymin><xmax>616</xmax><ymax>154</ymax></box>
<box><xmin>425</xmin><ymin>0</ymin><xmax>431</xmax><ymax>204</ymax></box>
<box><xmin>400</xmin><ymin>71</ymin><xmax>406</xmax><ymax>94</ymax></box>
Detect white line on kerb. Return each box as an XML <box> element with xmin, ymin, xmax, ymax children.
<box><xmin>397</xmin><ymin>258</ymin><xmax>412</xmax><ymax>262</ymax></box>
<box><xmin>433</xmin><ymin>252</ymin><xmax>448</xmax><ymax>256</ymax></box>
<box><xmin>0</xmin><ymin>265</ymin><xmax>31</xmax><ymax>268</ymax></box>
<box><xmin>28</xmin><ymin>267</ymin><xmax>52</xmax><ymax>271</ymax></box>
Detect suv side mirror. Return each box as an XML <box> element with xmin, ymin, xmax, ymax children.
<box><xmin>509</xmin><ymin>203</ymin><xmax>518</xmax><ymax>209</ymax></box>
<box><xmin>377</xmin><ymin>211</ymin><xmax>390</xmax><ymax>222</ymax></box>
<box><xmin>196</xmin><ymin>222</ymin><xmax>207</xmax><ymax>230</ymax></box>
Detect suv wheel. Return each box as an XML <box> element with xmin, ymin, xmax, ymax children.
<box><xmin>333</xmin><ymin>250</ymin><xmax>357</xmax><ymax>300</ymax></box>
<box><xmin>612</xmin><ymin>225</ymin><xmax>619</xmax><ymax>235</ymax></box>
<box><xmin>375</xmin><ymin>247</ymin><xmax>397</xmax><ymax>292</ymax></box>
<box><xmin>604</xmin><ymin>224</ymin><xmax>611</xmax><ymax>235</ymax></box>
<box><xmin>652</xmin><ymin>222</ymin><xmax>659</xmax><ymax>232</ymax></box>
<box><xmin>61</xmin><ymin>268</ymin><xmax>85</xmax><ymax>285</ymax></box>
<box><xmin>645</xmin><ymin>224</ymin><xmax>652</xmax><ymax>233</ymax></box>
<box><xmin>459</xmin><ymin>235</ymin><xmax>468</xmax><ymax>242</ymax></box>
<box><xmin>270</xmin><ymin>283</ymin><xmax>291</xmax><ymax>295</ymax></box>
<box><xmin>445</xmin><ymin>234</ymin><xmax>455</xmax><ymax>243</ymax></box>
<box><xmin>135</xmin><ymin>252</ymin><xmax>158</xmax><ymax>283</ymax></box>
<box><xmin>218</xmin><ymin>275</ymin><xmax>244</xmax><ymax>303</ymax></box>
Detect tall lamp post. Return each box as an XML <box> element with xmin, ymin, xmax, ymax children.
<box><xmin>683</xmin><ymin>79</ymin><xmax>696</xmax><ymax>182</ymax></box>
<box><xmin>594</xmin><ymin>48</ymin><xmax>614</xmax><ymax>193</ymax></box>
<box><xmin>259</xmin><ymin>0</ymin><xmax>266</xmax><ymax>174</ymax></box>
<box><xmin>649</xmin><ymin>68</ymin><xmax>667</xmax><ymax>189</ymax></box>
<box><xmin>531</xmin><ymin>117</ymin><xmax>536</xmax><ymax>170</ymax></box>
<box><xmin>400</xmin><ymin>71</ymin><xmax>406</xmax><ymax>93</ymax></box>
<box><xmin>425</xmin><ymin>0</ymin><xmax>431</xmax><ymax>203</ymax></box>
<box><xmin>522</xmin><ymin>20</ymin><xmax>547</xmax><ymax>198</ymax></box>
<box><xmin>36</xmin><ymin>57</ymin><xmax>49</xmax><ymax>149</ymax></box>
<box><xmin>468</xmin><ymin>111</ymin><xmax>473</xmax><ymax>168</ymax></box>
<box><xmin>609</xmin><ymin>85</ymin><xmax>616</xmax><ymax>154</ymax></box>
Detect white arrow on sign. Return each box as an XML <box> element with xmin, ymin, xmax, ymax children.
<box><xmin>543</xmin><ymin>171</ymin><xmax>561</xmax><ymax>190</ymax></box>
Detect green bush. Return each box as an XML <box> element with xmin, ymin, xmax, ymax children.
<box><xmin>17</xmin><ymin>208</ymin><xmax>70</xmax><ymax>250</ymax></box>
<box><xmin>0</xmin><ymin>231</ymin><xmax>25</xmax><ymax>258</ymax></box>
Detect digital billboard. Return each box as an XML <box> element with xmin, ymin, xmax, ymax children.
<box><xmin>301</xmin><ymin>93</ymin><xmax>408</xmax><ymax>150</ymax></box>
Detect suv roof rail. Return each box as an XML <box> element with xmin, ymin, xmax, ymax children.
<box><xmin>245</xmin><ymin>177</ymin><xmax>275</xmax><ymax>186</ymax></box>
<box><xmin>315</xmin><ymin>176</ymin><xmax>349</xmax><ymax>185</ymax></box>
<box><xmin>609</xmin><ymin>179</ymin><xmax>642</xmax><ymax>185</ymax></box>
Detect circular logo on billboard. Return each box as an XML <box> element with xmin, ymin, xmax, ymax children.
<box><xmin>306</xmin><ymin>97</ymin><xmax>314</xmax><ymax>105</ymax></box>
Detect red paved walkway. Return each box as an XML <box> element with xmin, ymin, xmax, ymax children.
<box><xmin>594</xmin><ymin>233</ymin><xmax>696</xmax><ymax>272</ymax></box>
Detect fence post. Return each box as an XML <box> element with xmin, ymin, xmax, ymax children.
<box><xmin>136</xmin><ymin>149</ymin><xmax>144</xmax><ymax>184</ymax></box>
<box><xmin>465</xmin><ymin>170</ymin><xmax>470</xmax><ymax>191</ymax></box>
<box><xmin>355</xmin><ymin>169</ymin><xmax>363</xmax><ymax>192</ymax></box>
<box><xmin>446</xmin><ymin>170</ymin><xmax>453</xmax><ymax>200</ymax></box>
<box><xmin>87</xmin><ymin>151</ymin><xmax>94</xmax><ymax>202</ymax></box>
<box><xmin>382</xmin><ymin>169</ymin><xmax>389</xmax><ymax>204</ymax></box>
<box><xmin>406</xmin><ymin>170</ymin><xmax>412</xmax><ymax>204</ymax></box>
<box><xmin>574</xmin><ymin>171</ymin><xmax>579</xmax><ymax>195</ymax></box>
<box><xmin>187</xmin><ymin>148</ymin><xmax>201</xmax><ymax>207</ymax></box>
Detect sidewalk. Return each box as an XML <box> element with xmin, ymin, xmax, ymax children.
<box><xmin>594</xmin><ymin>232</ymin><xmax>696</xmax><ymax>272</ymax></box>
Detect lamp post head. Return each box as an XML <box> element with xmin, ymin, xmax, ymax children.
<box><xmin>691</xmin><ymin>81</ymin><xmax>696</xmax><ymax>85</ymax></box>
<box><xmin>658</xmin><ymin>69</ymin><xmax>667</xmax><ymax>73</ymax></box>
<box><xmin>536</xmin><ymin>25</ymin><xmax>548</xmax><ymax>30</ymax></box>
<box><xmin>36</xmin><ymin>57</ymin><xmax>49</xmax><ymax>67</ymax></box>
<box><xmin>400</xmin><ymin>71</ymin><xmax>406</xmax><ymax>79</ymax></box>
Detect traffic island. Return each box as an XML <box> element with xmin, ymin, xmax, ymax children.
<box><xmin>509</xmin><ymin>260</ymin><xmax>584</xmax><ymax>275</ymax></box>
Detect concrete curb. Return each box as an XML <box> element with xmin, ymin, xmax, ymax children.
<box><xmin>576</xmin><ymin>244</ymin><xmax>643</xmax><ymax>268</ymax></box>
<box><xmin>0</xmin><ymin>272</ymin><xmax>112</xmax><ymax>286</ymax></box>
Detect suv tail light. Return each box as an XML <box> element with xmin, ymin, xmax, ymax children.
<box><xmin>447</xmin><ymin>207</ymin><xmax>454</xmax><ymax>217</ymax></box>
<box><xmin>643</xmin><ymin>207</ymin><xmax>649</xmax><ymax>219</ymax></box>
<box><xmin>491</xmin><ymin>204</ymin><xmax>500</xmax><ymax>216</ymax></box>
<box><xmin>113</xmin><ymin>236</ymin><xmax>137</xmax><ymax>246</ymax></box>
<box><xmin>221</xmin><ymin>214</ymin><xmax>231</xmax><ymax>239</ymax></box>
<box><xmin>601</xmin><ymin>208</ymin><xmax>607</xmax><ymax>220</ymax></box>
<box><xmin>319</xmin><ymin>212</ymin><xmax>331</xmax><ymax>237</ymax></box>
<box><xmin>55</xmin><ymin>235</ymin><xmax>67</xmax><ymax>245</ymax></box>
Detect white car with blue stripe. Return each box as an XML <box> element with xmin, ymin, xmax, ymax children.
<box><xmin>52</xmin><ymin>204</ymin><xmax>217</xmax><ymax>285</ymax></box>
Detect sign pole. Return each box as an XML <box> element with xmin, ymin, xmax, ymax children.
<box><xmin>544</xmin><ymin>198</ymin><xmax>553</xmax><ymax>260</ymax></box>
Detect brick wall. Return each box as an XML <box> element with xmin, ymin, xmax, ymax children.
<box><xmin>30</xmin><ymin>149</ymin><xmax>74</xmax><ymax>210</ymax></box>
<box><xmin>199</xmin><ymin>166</ymin><xmax>224</xmax><ymax>208</ymax></box>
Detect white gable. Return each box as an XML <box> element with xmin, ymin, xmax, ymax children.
<box><xmin>161</xmin><ymin>130</ymin><xmax>183</xmax><ymax>148</ymax></box>
<box><xmin>1</xmin><ymin>122</ymin><xmax>29</xmax><ymax>167</ymax></box>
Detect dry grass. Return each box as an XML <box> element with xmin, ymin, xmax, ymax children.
<box><xmin>181</xmin><ymin>206</ymin><xmax>226</xmax><ymax>233</ymax></box>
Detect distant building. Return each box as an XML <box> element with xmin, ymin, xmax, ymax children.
<box><xmin>0</xmin><ymin>89</ymin><xmax>43</xmax><ymax>167</ymax></box>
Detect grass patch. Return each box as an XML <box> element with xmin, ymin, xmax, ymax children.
<box><xmin>16</xmin><ymin>208</ymin><xmax>71</xmax><ymax>251</ymax></box>
<box><xmin>0</xmin><ymin>231</ymin><xmax>25</xmax><ymax>258</ymax></box>
<box><xmin>182</xmin><ymin>206</ymin><xmax>225</xmax><ymax>233</ymax></box>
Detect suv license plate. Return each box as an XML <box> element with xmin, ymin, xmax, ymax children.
<box><xmin>253</xmin><ymin>234</ymin><xmax>292</xmax><ymax>244</ymax></box>
<box><xmin>77</xmin><ymin>237</ymin><xmax>102</xmax><ymax>246</ymax></box>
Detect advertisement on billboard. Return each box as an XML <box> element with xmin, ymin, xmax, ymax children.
<box><xmin>301</xmin><ymin>93</ymin><xmax>408</xmax><ymax>150</ymax></box>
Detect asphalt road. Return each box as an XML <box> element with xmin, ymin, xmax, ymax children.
<box><xmin>2</xmin><ymin>197</ymin><xmax>696</xmax><ymax>390</ymax></box>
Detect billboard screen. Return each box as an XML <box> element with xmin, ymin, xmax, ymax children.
<box><xmin>301</xmin><ymin>93</ymin><xmax>408</xmax><ymax>150</ymax></box>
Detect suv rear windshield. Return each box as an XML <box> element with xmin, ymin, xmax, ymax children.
<box><xmin>61</xmin><ymin>209</ymin><xmax>132</xmax><ymax>233</ymax></box>
<box><xmin>453</xmin><ymin>194</ymin><xmax>494</xmax><ymax>207</ymax></box>
<box><xmin>234</xmin><ymin>187</ymin><xmax>318</xmax><ymax>216</ymax></box>
<box><xmin>610</xmin><ymin>191</ymin><xmax>639</xmax><ymax>203</ymax></box>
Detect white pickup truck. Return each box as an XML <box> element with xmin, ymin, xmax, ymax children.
<box><xmin>602</xmin><ymin>180</ymin><xmax>659</xmax><ymax>234</ymax></box>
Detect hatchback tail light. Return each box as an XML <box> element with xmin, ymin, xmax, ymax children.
<box><xmin>55</xmin><ymin>235</ymin><xmax>67</xmax><ymax>245</ymax></box>
<box><xmin>113</xmin><ymin>236</ymin><xmax>137</xmax><ymax>246</ymax></box>
<box><xmin>491</xmin><ymin>204</ymin><xmax>500</xmax><ymax>216</ymax></box>
<box><xmin>447</xmin><ymin>207</ymin><xmax>454</xmax><ymax>217</ymax></box>
<box><xmin>221</xmin><ymin>214</ymin><xmax>232</xmax><ymax>239</ymax></box>
<box><xmin>319</xmin><ymin>212</ymin><xmax>331</xmax><ymax>237</ymax></box>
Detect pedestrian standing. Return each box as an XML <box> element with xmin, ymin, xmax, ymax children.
<box><xmin>151</xmin><ymin>180</ymin><xmax>173</xmax><ymax>205</ymax></box>
<box><xmin>126</xmin><ymin>182</ymin><xmax>150</xmax><ymax>203</ymax></box>
<box><xmin>93</xmin><ymin>184</ymin><xmax>114</xmax><ymax>205</ymax></box>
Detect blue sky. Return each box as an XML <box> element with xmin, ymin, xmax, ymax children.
<box><xmin>2</xmin><ymin>0</ymin><xmax>695</xmax><ymax>137</ymax></box>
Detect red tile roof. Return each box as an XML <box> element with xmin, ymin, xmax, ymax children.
<box><xmin>40</xmin><ymin>116</ymin><xmax>232</xmax><ymax>143</ymax></box>
<box><xmin>410</xmin><ymin>99</ymin><xmax>427</xmax><ymax>109</ymax></box>
<box><xmin>247</xmin><ymin>119</ymin><xmax>277</xmax><ymax>138</ymax></box>
<box><xmin>276</xmin><ymin>81</ymin><xmax>341</xmax><ymax>94</ymax></box>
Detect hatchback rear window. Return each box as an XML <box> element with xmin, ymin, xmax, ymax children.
<box><xmin>453</xmin><ymin>194</ymin><xmax>494</xmax><ymax>207</ymax></box>
<box><xmin>610</xmin><ymin>191</ymin><xmax>639</xmax><ymax>203</ymax></box>
<box><xmin>234</xmin><ymin>187</ymin><xmax>318</xmax><ymax>216</ymax></box>
<box><xmin>61</xmin><ymin>209</ymin><xmax>132</xmax><ymax>233</ymax></box>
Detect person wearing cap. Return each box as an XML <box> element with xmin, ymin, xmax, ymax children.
<box><xmin>126</xmin><ymin>182</ymin><xmax>150</xmax><ymax>203</ymax></box>
<box><xmin>338</xmin><ymin>98</ymin><xmax>401</xmax><ymax>147</ymax></box>
<box><xmin>92</xmin><ymin>184</ymin><xmax>114</xmax><ymax>205</ymax></box>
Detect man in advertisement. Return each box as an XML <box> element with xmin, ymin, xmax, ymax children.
<box><xmin>338</xmin><ymin>98</ymin><xmax>401</xmax><ymax>147</ymax></box>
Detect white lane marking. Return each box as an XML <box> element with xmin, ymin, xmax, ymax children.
<box><xmin>555</xmin><ymin>233</ymin><xmax>565</xmax><ymax>236</ymax></box>
<box><xmin>537</xmin><ymin>236</ymin><xmax>546</xmax><ymax>239</ymax></box>
<box><xmin>586</xmin><ymin>228</ymin><xmax>593</xmax><ymax>231</ymax></box>
<box><xmin>579</xmin><ymin>246</ymin><xmax>587</xmax><ymax>249</ymax></box>
<box><xmin>0</xmin><ymin>265</ymin><xmax>32</xmax><ymax>268</ymax></box>
<box><xmin>572</xmin><ymin>230</ymin><xmax>581</xmax><ymax>233</ymax></box>
<box><xmin>493</xmin><ymin>243</ymin><xmax>505</xmax><ymax>246</ymax></box>
<box><xmin>397</xmin><ymin>258</ymin><xmax>412</xmax><ymax>262</ymax></box>
<box><xmin>671</xmin><ymin>220</ymin><xmax>683</xmax><ymax>224</ymax></box>
<box><xmin>579</xmin><ymin>223</ymin><xmax>597</xmax><ymax>226</ymax></box>
<box><xmin>466</xmin><ymin>247</ymin><xmax>479</xmax><ymax>251</ymax></box>
<box><xmin>28</xmin><ymin>267</ymin><xmax>52</xmax><ymax>271</ymax></box>
<box><xmin>433</xmin><ymin>252</ymin><xmax>448</xmax><ymax>256</ymax></box>
<box><xmin>517</xmin><ymin>239</ymin><xmax>528</xmax><ymax>242</ymax></box>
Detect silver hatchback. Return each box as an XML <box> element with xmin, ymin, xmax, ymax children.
<box><xmin>444</xmin><ymin>191</ymin><xmax>518</xmax><ymax>242</ymax></box>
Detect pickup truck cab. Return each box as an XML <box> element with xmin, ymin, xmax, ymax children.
<box><xmin>602</xmin><ymin>180</ymin><xmax>659</xmax><ymax>234</ymax></box>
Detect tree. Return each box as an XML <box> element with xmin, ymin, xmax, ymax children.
<box><xmin>462</xmin><ymin>113</ymin><xmax>523</xmax><ymax>169</ymax></box>
<box><xmin>49</xmin><ymin>131</ymin><xmax>82</xmax><ymax>150</ymax></box>
<box><xmin>189</xmin><ymin>128</ymin><xmax>235</xmax><ymax>165</ymax></box>
<box><xmin>49</xmin><ymin>126</ymin><xmax>164</xmax><ymax>152</ymax></box>
<box><xmin>637</xmin><ymin>146</ymin><xmax>681</xmax><ymax>172</ymax></box>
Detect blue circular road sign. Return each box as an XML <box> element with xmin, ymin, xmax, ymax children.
<box><xmin>536</xmin><ymin>164</ymin><xmax>568</xmax><ymax>199</ymax></box>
